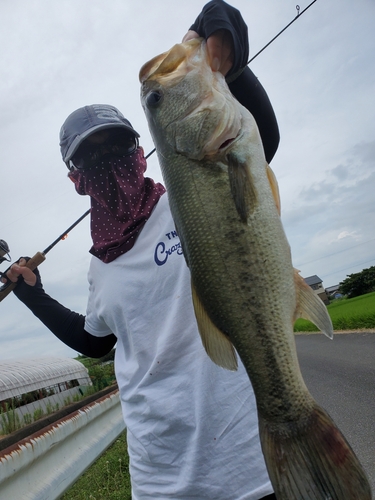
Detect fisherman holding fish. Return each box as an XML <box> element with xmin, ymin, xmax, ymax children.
<box><xmin>5</xmin><ymin>2</ymin><xmax>282</xmax><ymax>498</ymax></box>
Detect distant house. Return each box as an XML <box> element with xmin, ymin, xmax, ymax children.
<box><xmin>304</xmin><ymin>275</ymin><xmax>330</xmax><ymax>305</ymax></box>
<box><xmin>325</xmin><ymin>284</ymin><xmax>343</xmax><ymax>299</ymax></box>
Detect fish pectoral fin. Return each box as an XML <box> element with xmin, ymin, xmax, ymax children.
<box><xmin>266</xmin><ymin>164</ymin><xmax>281</xmax><ymax>216</ymax></box>
<box><xmin>192</xmin><ymin>283</ymin><xmax>238</xmax><ymax>371</ymax></box>
<box><xmin>227</xmin><ymin>152</ymin><xmax>257</xmax><ymax>222</ymax></box>
<box><xmin>294</xmin><ymin>270</ymin><xmax>333</xmax><ymax>339</ymax></box>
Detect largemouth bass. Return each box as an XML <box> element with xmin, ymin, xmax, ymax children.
<box><xmin>139</xmin><ymin>39</ymin><xmax>371</xmax><ymax>500</ymax></box>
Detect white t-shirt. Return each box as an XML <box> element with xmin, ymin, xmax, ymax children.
<box><xmin>85</xmin><ymin>193</ymin><xmax>273</xmax><ymax>500</ymax></box>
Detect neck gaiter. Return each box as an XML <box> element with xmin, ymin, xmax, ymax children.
<box><xmin>69</xmin><ymin>148</ymin><xmax>165</xmax><ymax>263</ymax></box>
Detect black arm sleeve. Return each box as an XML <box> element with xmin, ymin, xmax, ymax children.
<box><xmin>190</xmin><ymin>0</ymin><xmax>280</xmax><ymax>163</ymax></box>
<box><xmin>228</xmin><ymin>67</ymin><xmax>279</xmax><ymax>163</ymax></box>
<box><xmin>12</xmin><ymin>272</ymin><xmax>117</xmax><ymax>358</ymax></box>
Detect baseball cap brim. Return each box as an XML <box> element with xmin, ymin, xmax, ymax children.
<box><xmin>60</xmin><ymin>104</ymin><xmax>140</xmax><ymax>163</ymax></box>
<box><xmin>64</xmin><ymin>123</ymin><xmax>140</xmax><ymax>163</ymax></box>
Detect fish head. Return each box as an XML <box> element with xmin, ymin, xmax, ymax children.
<box><xmin>139</xmin><ymin>38</ymin><xmax>243</xmax><ymax>161</ymax></box>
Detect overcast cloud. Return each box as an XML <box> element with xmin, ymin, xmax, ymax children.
<box><xmin>0</xmin><ymin>0</ymin><xmax>374</xmax><ymax>360</ymax></box>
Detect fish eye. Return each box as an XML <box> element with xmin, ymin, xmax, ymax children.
<box><xmin>146</xmin><ymin>90</ymin><xmax>163</xmax><ymax>108</ymax></box>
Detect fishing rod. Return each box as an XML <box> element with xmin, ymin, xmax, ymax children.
<box><xmin>0</xmin><ymin>1</ymin><xmax>317</xmax><ymax>299</ymax></box>
<box><xmin>0</xmin><ymin>146</ymin><xmax>156</xmax><ymax>302</ymax></box>
<box><xmin>248</xmin><ymin>1</ymin><xmax>318</xmax><ymax>64</ymax></box>
<box><xmin>0</xmin><ymin>209</ymin><xmax>90</xmax><ymax>302</ymax></box>
<box><xmin>226</xmin><ymin>0</ymin><xmax>318</xmax><ymax>83</ymax></box>
<box><xmin>145</xmin><ymin>148</ymin><xmax>156</xmax><ymax>160</ymax></box>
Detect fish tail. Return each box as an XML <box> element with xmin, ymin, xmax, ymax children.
<box><xmin>259</xmin><ymin>404</ymin><xmax>372</xmax><ymax>499</ymax></box>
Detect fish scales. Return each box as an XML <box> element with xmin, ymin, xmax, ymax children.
<box><xmin>163</xmin><ymin>153</ymin><xmax>309</xmax><ymax>421</ymax></box>
<box><xmin>140</xmin><ymin>38</ymin><xmax>371</xmax><ymax>499</ymax></box>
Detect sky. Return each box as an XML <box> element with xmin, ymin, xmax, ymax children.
<box><xmin>0</xmin><ymin>0</ymin><xmax>374</xmax><ymax>360</ymax></box>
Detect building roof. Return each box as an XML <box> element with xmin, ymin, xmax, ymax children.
<box><xmin>304</xmin><ymin>275</ymin><xmax>323</xmax><ymax>286</ymax></box>
<box><xmin>0</xmin><ymin>357</ymin><xmax>91</xmax><ymax>401</ymax></box>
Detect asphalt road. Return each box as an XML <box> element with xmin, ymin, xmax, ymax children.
<box><xmin>295</xmin><ymin>332</ymin><xmax>375</xmax><ymax>496</ymax></box>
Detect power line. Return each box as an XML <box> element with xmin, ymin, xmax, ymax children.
<box><xmin>321</xmin><ymin>258</ymin><xmax>375</xmax><ymax>281</ymax></box>
<box><xmin>295</xmin><ymin>238</ymin><xmax>375</xmax><ymax>268</ymax></box>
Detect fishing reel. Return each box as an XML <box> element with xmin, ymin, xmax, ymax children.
<box><xmin>0</xmin><ymin>239</ymin><xmax>10</xmax><ymax>265</ymax></box>
<box><xmin>0</xmin><ymin>239</ymin><xmax>11</xmax><ymax>279</ymax></box>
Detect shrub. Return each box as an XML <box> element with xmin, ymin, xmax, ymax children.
<box><xmin>64</xmin><ymin>396</ymin><xmax>72</xmax><ymax>406</ymax></box>
<box><xmin>88</xmin><ymin>362</ymin><xmax>116</xmax><ymax>391</ymax></box>
<box><xmin>33</xmin><ymin>408</ymin><xmax>44</xmax><ymax>421</ymax></box>
<box><xmin>0</xmin><ymin>403</ymin><xmax>22</xmax><ymax>435</ymax></box>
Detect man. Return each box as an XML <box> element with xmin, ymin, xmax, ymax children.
<box><xmin>5</xmin><ymin>2</ymin><xmax>278</xmax><ymax>498</ymax></box>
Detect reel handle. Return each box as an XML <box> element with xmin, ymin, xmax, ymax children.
<box><xmin>0</xmin><ymin>252</ymin><xmax>46</xmax><ymax>302</ymax></box>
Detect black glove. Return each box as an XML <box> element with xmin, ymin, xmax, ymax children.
<box><xmin>189</xmin><ymin>0</ymin><xmax>249</xmax><ymax>79</ymax></box>
<box><xmin>9</xmin><ymin>256</ymin><xmax>44</xmax><ymax>301</ymax></box>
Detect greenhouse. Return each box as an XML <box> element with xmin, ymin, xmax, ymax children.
<box><xmin>0</xmin><ymin>358</ymin><xmax>92</xmax><ymax>431</ymax></box>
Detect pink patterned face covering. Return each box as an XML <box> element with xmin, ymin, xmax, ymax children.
<box><xmin>68</xmin><ymin>148</ymin><xmax>165</xmax><ymax>263</ymax></box>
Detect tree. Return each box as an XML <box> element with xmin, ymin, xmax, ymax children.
<box><xmin>99</xmin><ymin>348</ymin><xmax>116</xmax><ymax>364</ymax></box>
<box><xmin>339</xmin><ymin>266</ymin><xmax>375</xmax><ymax>298</ymax></box>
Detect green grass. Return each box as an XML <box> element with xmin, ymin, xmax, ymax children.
<box><xmin>294</xmin><ymin>291</ymin><xmax>375</xmax><ymax>332</ymax></box>
<box><xmin>61</xmin><ymin>432</ymin><xmax>131</xmax><ymax>500</ymax></box>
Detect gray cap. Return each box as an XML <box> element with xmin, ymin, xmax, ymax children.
<box><xmin>59</xmin><ymin>104</ymin><xmax>140</xmax><ymax>163</ymax></box>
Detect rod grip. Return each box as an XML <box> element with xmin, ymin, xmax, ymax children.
<box><xmin>24</xmin><ymin>251</ymin><xmax>46</xmax><ymax>270</ymax></box>
<box><xmin>0</xmin><ymin>252</ymin><xmax>46</xmax><ymax>302</ymax></box>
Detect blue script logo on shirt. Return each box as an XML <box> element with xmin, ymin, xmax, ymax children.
<box><xmin>154</xmin><ymin>230</ymin><xmax>183</xmax><ymax>266</ymax></box>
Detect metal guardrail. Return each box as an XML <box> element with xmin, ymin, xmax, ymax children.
<box><xmin>0</xmin><ymin>388</ymin><xmax>125</xmax><ymax>499</ymax></box>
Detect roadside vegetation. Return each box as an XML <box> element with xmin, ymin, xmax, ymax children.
<box><xmin>1</xmin><ymin>397</ymin><xmax>74</xmax><ymax>436</ymax></box>
<box><xmin>76</xmin><ymin>350</ymin><xmax>116</xmax><ymax>391</ymax></box>
<box><xmin>60</xmin><ymin>431</ymin><xmax>131</xmax><ymax>500</ymax></box>
<box><xmin>338</xmin><ymin>266</ymin><xmax>375</xmax><ymax>299</ymax></box>
<box><xmin>294</xmin><ymin>291</ymin><xmax>375</xmax><ymax>332</ymax></box>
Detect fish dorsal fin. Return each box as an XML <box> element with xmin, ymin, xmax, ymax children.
<box><xmin>266</xmin><ymin>164</ymin><xmax>281</xmax><ymax>216</ymax></box>
<box><xmin>227</xmin><ymin>152</ymin><xmax>258</xmax><ymax>222</ymax></box>
<box><xmin>191</xmin><ymin>282</ymin><xmax>238</xmax><ymax>371</ymax></box>
<box><xmin>294</xmin><ymin>270</ymin><xmax>333</xmax><ymax>339</ymax></box>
